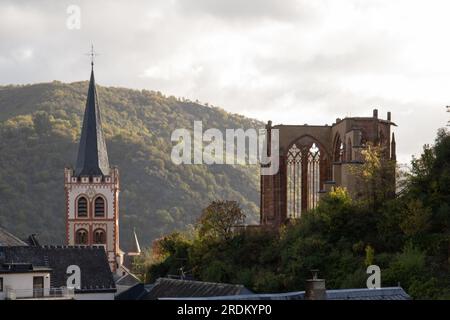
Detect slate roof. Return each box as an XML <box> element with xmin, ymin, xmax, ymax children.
<box><xmin>0</xmin><ymin>226</ymin><xmax>28</xmax><ymax>246</ymax></box>
<box><xmin>146</xmin><ymin>278</ymin><xmax>252</xmax><ymax>300</ymax></box>
<box><xmin>115</xmin><ymin>283</ymin><xmax>150</xmax><ymax>300</ymax></box>
<box><xmin>115</xmin><ymin>265</ymin><xmax>141</xmax><ymax>287</ymax></box>
<box><xmin>74</xmin><ymin>66</ymin><xmax>110</xmax><ymax>177</ymax></box>
<box><xmin>164</xmin><ymin>287</ymin><xmax>410</xmax><ymax>300</ymax></box>
<box><xmin>116</xmin><ymin>278</ymin><xmax>253</xmax><ymax>300</ymax></box>
<box><xmin>0</xmin><ymin>245</ymin><xmax>116</xmax><ymax>293</ymax></box>
<box><xmin>326</xmin><ymin>287</ymin><xmax>410</xmax><ymax>300</ymax></box>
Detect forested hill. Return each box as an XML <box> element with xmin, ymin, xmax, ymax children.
<box><xmin>0</xmin><ymin>81</ymin><xmax>262</xmax><ymax>249</ymax></box>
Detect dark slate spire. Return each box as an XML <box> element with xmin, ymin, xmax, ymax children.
<box><xmin>75</xmin><ymin>64</ymin><xmax>110</xmax><ymax>176</ymax></box>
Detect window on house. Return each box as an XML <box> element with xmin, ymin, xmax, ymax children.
<box><xmin>77</xmin><ymin>197</ymin><xmax>88</xmax><ymax>217</ymax></box>
<box><xmin>0</xmin><ymin>277</ymin><xmax>3</xmax><ymax>292</ymax></box>
<box><xmin>93</xmin><ymin>228</ymin><xmax>106</xmax><ymax>244</ymax></box>
<box><xmin>94</xmin><ymin>197</ymin><xmax>105</xmax><ymax>217</ymax></box>
<box><xmin>75</xmin><ymin>229</ymin><xmax>88</xmax><ymax>245</ymax></box>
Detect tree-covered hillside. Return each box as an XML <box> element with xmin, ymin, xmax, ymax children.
<box><xmin>0</xmin><ymin>81</ymin><xmax>262</xmax><ymax>249</ymax></box>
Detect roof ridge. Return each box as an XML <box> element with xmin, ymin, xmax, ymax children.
<box><xmin>157</xmin><ymin>277</ymin><xmax>244</xmax><ymax>287</ymax></box>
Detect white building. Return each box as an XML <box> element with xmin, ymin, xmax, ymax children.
<box><xmin>0</xmin><ymin>245</ymin><xmax>116</xmax><ymax>300</ymax></box>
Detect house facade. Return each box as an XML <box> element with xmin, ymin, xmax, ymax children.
<box><xmin>0</xmin><ymin>245</ymin><xmax>116</xmax><ymax>300</ymax></box>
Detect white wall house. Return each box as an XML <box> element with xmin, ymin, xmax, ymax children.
<box><xmin>0</xmin><ymin>270</ymin><xmax>51</xmax><ymax>300</ymax></box>
<box><xmin>0</xmin><ymin>246</ymin><xmax>116</xmax><ymax>300</ymax></box>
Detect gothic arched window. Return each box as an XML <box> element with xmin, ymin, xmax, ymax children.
<box><xmin>287</xmin><ymin>144</ymin><xmax>302</xmax><ymax>218</ymax></box>
<box><xmin>75</xmin><ymin>229</ymin><xmax>88</xmax><ymax>245</ymax></box>
<box><xmin>94</xmin><ymin>197</ymin><xmax>105</xmax><ymax>217</ymax></box>
<box><xmin>333</xmin><ymin>135</ymin><xmax>344</xmax><ymax>162</ymax></box>
<box><xmin>77</xmin><ymin>197</ymin><xmax>88</xmax><ymax>217</ymax></box>
<box><xmin>307</xmin><ymin>144</ymin><xmax>321</xmax><ymax>210</ymax></box>
<box><xmin>93</xmin><ymin>228</ymin><xmax>106</xmax><ymax>244</ymax></box>
<box><xmin>287</xmin><ymin>142</ymin><xmax>323</xmax><ymax>219</ymax></box>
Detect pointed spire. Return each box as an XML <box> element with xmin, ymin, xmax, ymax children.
<box><xmin>130</xmin><ymin>228</ymin><xmax>141</xmax><ymax>255</ymax></box>
<box><xmin>74</xmin><ymin>64</ymin><xmax>110</xmax><ymax>176</ymax></box>
<box><xmin>391</xmin><ymin>132</ymin><xmax>396</xmax><ymax>161</ymax></box>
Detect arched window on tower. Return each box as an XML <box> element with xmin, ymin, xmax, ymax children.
<box><xmin>93</xmin><ymin>228</ymin><xmax>106</xmax><ymax>244</ymax></box>
<box><xmin>77</xmin><ymin>197</ymin><xmax>88</xmax><ymax>217</ymax></box>
<box><xmin>94</xmin><ymin>197</ymin><xmax>105</xmax><ymax>217</ymax></box>
<box><xmin>75</xmin><ymin>229</ymin><xmax>88</xmax><ymax>245</ymax></box>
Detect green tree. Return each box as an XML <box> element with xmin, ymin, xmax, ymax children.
<box><xmin>349</xmin><ymin>144</ymin><xmax>396</xmax><ymax>210</ymax></box>
<box><xmin>198</xmin><ymin>200</ymin><xmax>245</xmax><ymax>241</ymax></box>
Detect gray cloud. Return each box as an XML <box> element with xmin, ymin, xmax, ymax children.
<box><xmin>0</xmin><ymin>0</ymin><xmax>449</xmax><ymax>165</ymax></box>
<box><xmin>173</xmin><ymin>0</ymin><xmax>311</xmax><ymax>22</ymax></box>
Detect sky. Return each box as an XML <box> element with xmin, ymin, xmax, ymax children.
<box><xmin>1</xmin><ymin>0</ymin><xmax>449</xmax><ymax>164</ymax></box>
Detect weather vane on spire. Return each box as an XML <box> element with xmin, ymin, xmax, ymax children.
<box><xmin>85</xmin><ymin>44</ymin><xmax>99</xmax><ymax>68</ymax></box>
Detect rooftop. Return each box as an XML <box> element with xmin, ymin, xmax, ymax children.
<box><xmin>116</xmin><ymin>278</ymin><xmax>253</xmax><ymax>300</ymax></box>
<box><xmin>0</xmin><ymin>245</ymin><xmax>116</xmax><ymax>293</ymax></box>
<box><xmin>0</xmin><ymin>226</ymin><xmax>28</xmax><ymax>246</ymax></box>
<box><xmin>160</xmin><ymin>287</ymin><xmax>410</xmax><ymax>300</ymax></box>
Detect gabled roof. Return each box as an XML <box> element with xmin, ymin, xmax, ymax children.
<box><xmin>115</xmin><ymin>283</ymin><xmax>150</xmax><ymax>300</ymax></box>
<box><xmin>0</xmin><ymin>226</ymin><xmax>28</xmax><ymax>246</ymax></box>
<box><xmin>142</xmin><ymin>278</ymin><xmax>252</xmax><ymax>300</ymax></box>
<box><xmin>0</xmin><ymin>245</ymin><xmax>116</xmax><ymax>293</ymax></box>
<box><xmin>74</xmin><ymin>67</ymin><xmax>110</xmax><ymax>177</ymax></box>
<box><xmin>115</xmin><ymin>265</ymin><xmax>141</xmax><ymax>287</ymax></box>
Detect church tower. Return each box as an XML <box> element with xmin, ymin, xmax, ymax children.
<box><xmin>64</xmin><ymin>62</ymin><xmax>120</xmax><ymax>272</ymax></box>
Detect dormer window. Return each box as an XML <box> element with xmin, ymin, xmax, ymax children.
<box><xmin>94</xmin><ymin>197</ymin><xmax>105</xmax><ymax>217</ymax></box>
<box><xmin>77</xmin><ymin>197</ymin><xmax>88</xmax><ymax>217</ymax></box>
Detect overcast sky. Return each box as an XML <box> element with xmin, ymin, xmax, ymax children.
<box><xmin>1</xmin><ymin>0</ymin><xmax>449</xmax><ymax>163</ymax></box>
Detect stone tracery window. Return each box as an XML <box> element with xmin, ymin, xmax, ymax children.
<box><xmin>287</xmin><ymin>142</ymin><xmax>322</xmax><ymax>219</ymax></box>
<box><xmin>333</xmin><ymin>135</ymin><xmax>344</xmax><ymax>162</ymax></box>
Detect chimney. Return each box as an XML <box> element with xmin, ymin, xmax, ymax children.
<box><xmin>305</xmin><ymin>269</ymin><xmax>327</xmax><ymax>300</ymax></box>
<box><xmin>265</xmin><ymin>120</ymin><xmax>272</xmax><ymax>157</ymax></box>
<box><xmin>373</xmin><ymin>109</ymin><xmax>378</xmax><ymax>118</ymax></box>
<box><xmin>387</xmin><ymin>111</ymin><xmax>391</xmax><ymax>121</ymax></box>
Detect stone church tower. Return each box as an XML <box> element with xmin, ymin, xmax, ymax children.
<box><xmin>64</xmin><ymin>63</ymin><xmax>120</xmax><ymax>272</ymax></box>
